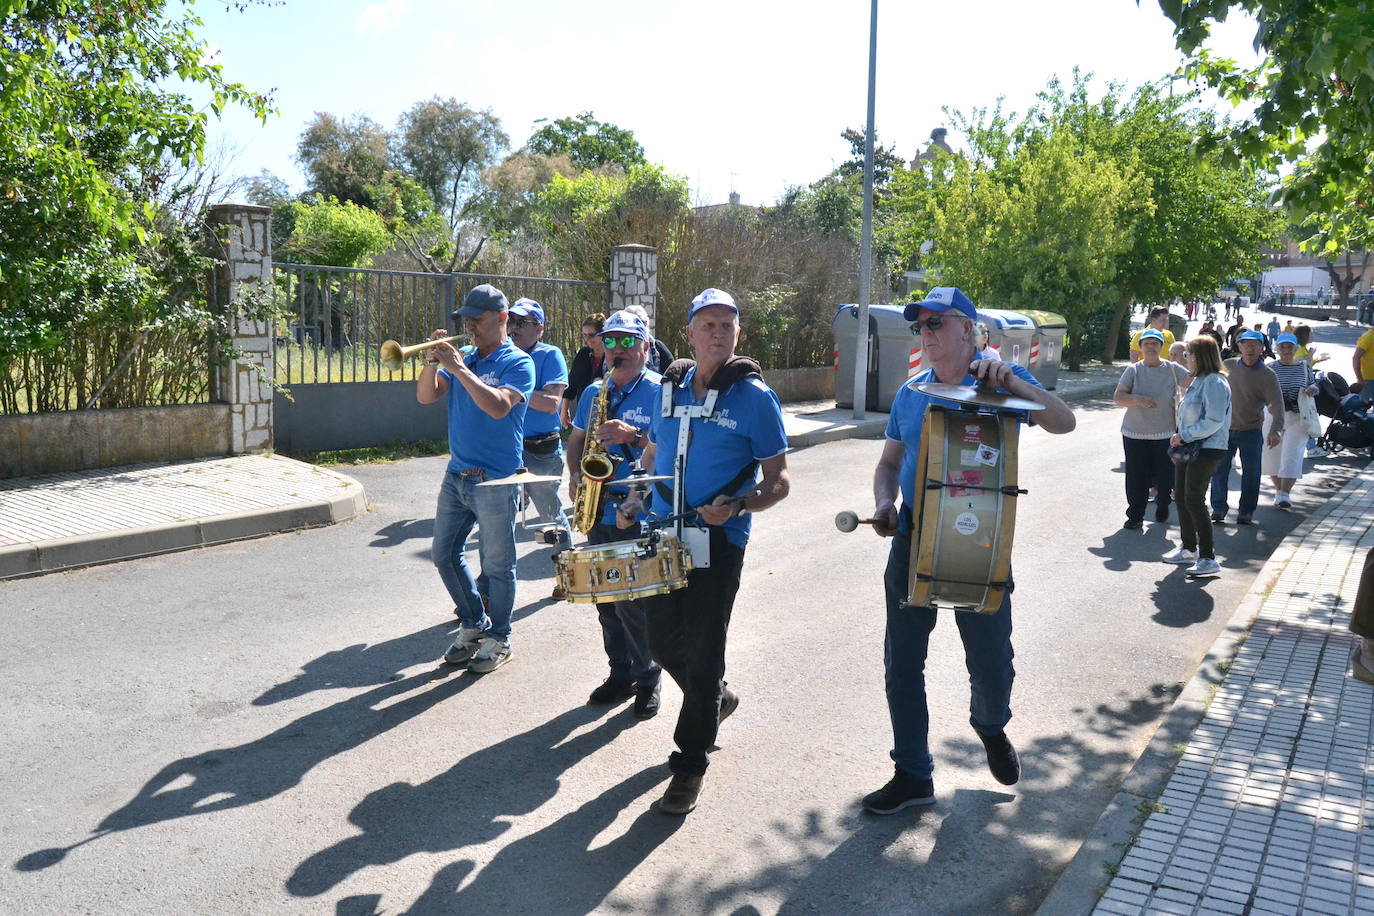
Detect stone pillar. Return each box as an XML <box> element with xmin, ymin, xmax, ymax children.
<box><xmin>207</xmin><ymin>203</ymin><xmax>275</xmax><ymax>454</ymax></box>
<box><xmin>610</xmin><ymin>243</ymin><xmax>659</xmax><ymax>333</ymax></box>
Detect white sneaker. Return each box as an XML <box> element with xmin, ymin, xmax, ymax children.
<box><xmin>443</xmin><ymin>626</ymin><xmax>485</xmax><ymax>665</ymax></box>
<box><xmin>1306</xmin><ymin>447</ymin><xmax>1328</xmax><ymax>458</ymax></box>
<box><xmin>1162</xmin><ymin>547</ymin><xmax>1199</xmax><ymax>564</ymax></box>
<box><xmin>1186</xmin><ymin>557</ymin><xmax>1222</xmax><ymax>577</ymax></box>
<box><xmin>469</xmin><ymin>637</ymin><xmax>513</xmax><ymax>674</ymax></box>
<box><xmin>1275</xmin><ymin>494</ymin><xmax>1292</xmax><ymax>509</ymax></box>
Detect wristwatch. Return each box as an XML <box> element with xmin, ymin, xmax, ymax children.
<box><xmin>733</xmin><ymin>498</ymin><xmax>751</xmax><ymax>517</ymax></box>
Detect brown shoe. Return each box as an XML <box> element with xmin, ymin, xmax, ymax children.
<box><xmin>658</xmin><ymin>774</ymin><xmax>703</xmax><ymax>815</ymax></box>
<box><xmin>1352</xmin><ymin>648</ymin><xmax>1374</xmax><ymax>686</ymax></box>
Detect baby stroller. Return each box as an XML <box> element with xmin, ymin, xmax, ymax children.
<box><xmin>1317</xmin><ymin>376</ymin><xmax>1374</xmax><ymax>457</ymax></box>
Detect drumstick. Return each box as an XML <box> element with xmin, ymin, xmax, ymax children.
<box><xmin>834</xmin><ymin>510</ymin><xmax>879</xmax><ymax>533</ymax></box>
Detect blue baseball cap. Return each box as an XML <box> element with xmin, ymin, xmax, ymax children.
<box><xmin>1139</xmin><ymin>329</ymin><xmax>1165</xmax><ymax>343</ymax></box>
<box><xmin>456</xmin><ymin>283</ymin><xmax>509</xmax><ymax>318</ymax></box>
<box><xmin>1238</xmin><ymin>330</ymin><xmax>1266</xmax><ymax>343</ymax></box>
<box><xmin>509</xmin><ymin>298</ymin><xmax>545</xmax><ymax>325</ymax></box>
<box><xmin>903</xmin><ymin>286</ymin><xmax>977</xmax><ymax>322</ymax></box>
<box><xmin>601</xmin><ymin>309</ymin><xmax>649</xmax><ymax>341</ymax></box>
<box><xmin>689</xmin><ymin>288</ymin><xmax>738</xmax><ymax>321</ymax></box>
<box><xmin>1275</xmin><ymin>332</ymin><xmax>1299</xmax><ymax>346</ymax></box>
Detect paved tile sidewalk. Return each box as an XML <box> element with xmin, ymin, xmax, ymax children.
<box><xmin>1094</xmin><ymin>474</ymin><xmax>1374</xmax><ymax>915</ymax></box>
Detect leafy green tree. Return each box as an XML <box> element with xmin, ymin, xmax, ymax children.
<box><xmin>527</xmin><ymin>112</ymin><xmax>645</xmax><ymax>171</ymax></box>
<box><xmin>295</xmin><ymin>112</ymin><xmax>389</xmax><ymax>208</ymax></box>
<box><xmin>1155</xmin><ymin>0</ymin><xmax>1374</xmax><ymax>247</ymax></box>
<box><xmin>927</xmin><ymin>129</ymin><xmax>1144</xmax><ymax>370</ymax></box>
<box><xmin>0</xmin><ymin>0</ymin><xmax>271</xmax><ymax>374</ymax></box>
<box><xmin>394</xmin><ymin>97</ymin><xmax>507</xmax><ymax>229</ymax></box>
<box><xmin>836</xmin><ymin>127</ymin><xmax>905</xmax><ymax>190</ymax></box>
<box><xmin>534</xmin><ymin>163</ymin><xmax>689</xmax><ymax>281</ymax></box>
<box><xmin>279</xmin><ymin>196</ymin><xmax>391</xmax><ymax>268</ymax></box>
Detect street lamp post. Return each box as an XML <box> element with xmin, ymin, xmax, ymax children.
<box><xmin>852</xmin><ymin>0</ymin><xmax>879</xmax><ymax>419</ymax></box>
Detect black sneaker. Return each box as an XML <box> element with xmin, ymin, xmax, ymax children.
<box><xmin>1155</xmin><ymin>506</ymin><xmax>1170</xmax><ymax>523</ymax></box>
<box><xmin>1122</xmin><ymin>518</ymin><xmax>1143</xmax><ymax>530</ymax></box>
<box><xmin>979</xmin><ymin>731</ymin><xmax>1021</xmax><ymax>785</ymax></box>
<box><xmin>717</xmin><ymin>687</ymin><xmax>739</xmax><ymax>725</ymax></box>
<box><xmin>1236</xmin><ymin>514</ymin><xmax>1254</xmax><ymax>525</ymax></box>
<box><xmin>862</xmin><ymin>767</ymin><xmax>935</xmax><ymax>814</ymax></box>
<box><xmin>634</xmin><ymin>680</ymin><xmax>661</xmax><ymax>720</ymax></box>
<box><xmin>588</xmin><ymin>677</ymin><xmax>636</xmax><ymax>705</ymax></box>
<box><xmin>1210</xmin><ymin>510</ymin><xmax>1226</xmax><ymax>523</ymax></box>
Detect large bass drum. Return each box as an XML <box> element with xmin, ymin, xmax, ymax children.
<box><xmin>906</xmin><ymin>403</ymin><xmax>1022</xmax><ymax>614</ymax></box>
<box><xmin>555</xmin><ymin>534</ymin><xmax>693</xmax><ymax>604</ymax></box>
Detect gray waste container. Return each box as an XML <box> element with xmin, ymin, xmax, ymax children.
<box><xmin>1019</xmin><ymin>309</ymin><xmax>1068</xmax><ymax>389</ymax></box>
<box><xmin>976</xmin><ymin>309</ymin><xmax>1035</xmax><ymax>368</ymax></box>
<box><xmin>1166</xmin><ymin>312</ymin><xmax>1187</xmax><ymax>343</ymax></box>
<box><xmin>832</xmin><ymin>304</ymin><xmax>920</xmax><ymax>412</ymax></box>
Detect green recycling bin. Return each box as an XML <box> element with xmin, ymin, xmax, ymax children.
<box><xmin>1019</xmin><ymin>309</ymin><xmax>1067</xmax><ymax>389</ymax></box>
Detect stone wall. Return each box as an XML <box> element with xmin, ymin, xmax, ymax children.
<box><xmin>207</xmin><ymin>203</ymin><xmax>275</xmax><ymax>453</ymax></box>
<box><xmin>610</xmin><ymin>244</ymin><xmax>658</xmax><ymax>332</ymax></box>
<box><xmin>0</xmin><ymin>405</ymin><xmax>231</xmax><ymax>478</ymax></box>
<box><xmin>766</xmin><ymin>367</ymin><xmax>836</xmax><ymax>404</ymax></box>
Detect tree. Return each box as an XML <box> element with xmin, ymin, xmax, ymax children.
<box><xmin>295</xmin><ymin>112</ymin><xmax>389</xmax><ymax>208</ymax></box>
<box><xmin>394</xmin><ymin>97</ymin><xmax>507</xmax><ymax>229</ymax></box>
<box><xmin>0</xmin><ymin>0</ymin><xmax>271</xmax><ymax>371</ymax></box>
<box><xmin>245</xmin><ymin>170</ymin><xmax>298</xmax><ymax>248</ymax></box>
<box><xmin>526</xmin><ymin>112</ymin><xmax>645</xmax><ymax>171</ymax></box>
<box><xmin>836</xmin><ymin>126</ymin><xmax>905</xmax><ymax>191</ymax></box>
<box><xmin>279</xmin><ymin>196</ymin><xmax>391</xmax><ymax>268</ymax></box>
<box><xmin>926</xmin><ymin>129</ymin><xmax>1144</xmax><ymax>370</ymax></box>
<box><xmin>1155</xmin><ymin>0</ymin><xmax>1374</xmax><ymax>248</ymax></box>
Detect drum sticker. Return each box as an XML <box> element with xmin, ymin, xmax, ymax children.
<box><xmin>960</xmin><ymin>448</ymin><xmax>980</xmax><ymax>466</ymax></box>
<box><xmin>954</xmin><ymin>512</ymin><xmax>979</xmax><ymax>535</ymax></box>
<box><xmin>974</xmin><ymin>444</ymin><xmax>1000</xmax><ymax>467</ymax></box>
<box><xmin>605</xmin><ymin>567</ymin><xmax>623</xmax><ymax>584</ymax></box>
<box><xmin>947</xmin><ymin>469</ymin><xmax>984</xmax><ymax>498</ymax></box>
<box><xmin>961</xmin><ymin>423</ymin><xmax>984</xmax><ymax>444</ymax></box>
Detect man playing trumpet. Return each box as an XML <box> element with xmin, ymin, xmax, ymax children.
<box><xmin>865</xmin><ymin>287</ymin><xmax>1074</xmax><ymax>813</ymax></box>
<box><xmin>417</xmin><ymin>284</ymin><xmax>535</xmax><ymax>674</ymax></box>
<box><xmin>567</xmin><ymin>310</ymin><xmax>664</xmax><ymax>720</ymax></box>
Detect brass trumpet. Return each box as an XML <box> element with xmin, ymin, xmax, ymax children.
<box><xmin>379</xmin><ymin>337</ymin><xmax>458</xmax><ymax>372</ymax></box>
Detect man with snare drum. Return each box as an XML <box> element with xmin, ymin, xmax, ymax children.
<box><xmin>567</xmin><ymin>310</ymin><xmax>664</xmax><ymax>720</ymax></box>
<box><xmin>865</xmin><ymin>287</ymin><xmax>1074</xmax><ymax>814</ymax></box>
<box><xmin>617</xmin><ymin>288</ymin><xmax>790</xmax><ymax>816</ymax></box>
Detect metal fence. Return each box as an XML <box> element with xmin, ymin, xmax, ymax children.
<box><xmin>271</xmin><ymin>264</ymin><xmax>611</xmax><ymax>385</ymax></box>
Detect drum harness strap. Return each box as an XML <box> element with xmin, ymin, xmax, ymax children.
<box><xmin>654</xmin><ymin>357</ymin><xmax>763</xmax><ymax>538</ymax></box>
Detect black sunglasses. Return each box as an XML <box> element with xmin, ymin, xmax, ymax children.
<box><xmin>909</xmin><ymin>314</ymin><xmax>953</xmax><ymax>334</ymax></box>
<box><xmin>601</xmin><ymin>334</ymin><xmax>639</xmax><ymax>350</ymax></box>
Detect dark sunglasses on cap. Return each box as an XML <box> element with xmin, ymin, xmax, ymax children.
<box><xmin>601</xmin><ymin>334</ymin><xmax>640</xmax><ymax>350</ymax></box>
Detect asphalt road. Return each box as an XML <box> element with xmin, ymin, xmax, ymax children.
<box><xmin>1</xmin><ymin>372</ymin><xmax>1367</xmax><ymax>914</ymax></box>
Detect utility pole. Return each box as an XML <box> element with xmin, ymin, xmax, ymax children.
<box><xmin>852</xmin><ymin>0</ymin><xmax>878</xmax><ymax>419</ymax></box>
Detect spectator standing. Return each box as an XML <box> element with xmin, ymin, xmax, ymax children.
<box><xmin>1163</xmin><ymin>336</ymin><xmax>1232</xmax><ymax>578</ymax></box>
<box><xmin>974</xmin><ymin>321</ymin><xmax>1002</xmax><ymax>361</ymax></box>
<box><xmin>1209</xmin><ymin>331</ymin><xmax>1284</xmax><ymax>526</ymax></box>
<box><xmin>1130</xmin><ymin>307</ymin><xmax>1176</xmax><ymax>363</ymax></box>
<box><xmin>1114</xmin><ymin>328</ymin><xmax>1191</xmax><ymax>530</ymax></box>
<box><xmin>1350</xmin><ymin>325</ymin><xmax>1374</xmax><ymax>401</ymax></box>
<box><xmin>1224</xmin><ymin>315</ymin><xmax>1246</xmax><ymax>356</ymax></box>
<box><xmin>1262</xmin><ymin>333</ymin><xmax>1317</xmax><ymax>508</ymax></box>
<box><xmin>1349</xmin><ymin>547</ymin><xmax>1374</xmax><ymax>685</ymax></box>
<box><xmin>561</xmin><ymin>313</ymin><xmax>607</xmax><ymax>429</ymax></box>
<box><xmin>1266</xmin><ymin>315</ymin><xmax>1282</xmax><ymax>346</ymax></box>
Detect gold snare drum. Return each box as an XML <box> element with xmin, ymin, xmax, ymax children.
<box><xmin>907</xmin><ymin>404</ymin><xmax>1022</xmax><ymax>614</ymax></box>
<box><xmin>555</xmin><ymin>535</ymin><xmax>693</xmax><ymax>603</ymax></box>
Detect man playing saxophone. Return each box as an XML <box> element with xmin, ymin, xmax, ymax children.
<box><xmin>566</xmin><ymin>310</ymin><xmax>664</xmax><ymax>720</ymax></box>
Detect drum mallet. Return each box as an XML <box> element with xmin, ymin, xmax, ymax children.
<box><xmin>835</xmin><ymin>510</ymin><xmax>880</xmax><ymax>533</ymax></box>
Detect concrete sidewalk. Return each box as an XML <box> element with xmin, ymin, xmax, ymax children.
<box><xmin>0</xmin><ymin>361</ymin><xmax>1120</xmax><ymax>581</ymax></box>
<box><xmin>1041</xmin><ymin>466</ymin><xmax>1374</xmax><ymax>915</ymax></box>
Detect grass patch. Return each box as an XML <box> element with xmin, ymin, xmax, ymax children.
<box><xmin>292</xmin><ymin>439</ymin><xmax>449</xmax><ymax>466</ymax></box>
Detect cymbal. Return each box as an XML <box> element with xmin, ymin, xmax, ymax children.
<box><xmin>477</xmin><ymin>468</ymin><xmax>564</xmax><ymax>487</ymax></box>
<box><xmin>606</xmin><ymin>474</ymin><xmax>674</xmax><ymax>489</ymax></box>
<box><xmin>915</xmin><ymin>382</ymin><xmax>1045</xmax><ymax>412</ymax></box>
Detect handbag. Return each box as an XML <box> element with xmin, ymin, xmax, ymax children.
<box><xmin>523</xmin><ymin>431</ymin><xmax>561</xmax><ymax>458</ymax></box>
<box><xmin>1168</xmin><ymin>440</ymin><xmax>1202</xmax><ymax>464</ymax></box>
<box><xmin>1297</xmin><ymin>389</ymin><xmax>1322</xmax><ymax>437</ymax></box>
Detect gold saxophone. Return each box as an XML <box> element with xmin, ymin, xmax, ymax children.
<box><xmin>572</xmin><ymin>379</ymin><xmax>621</xmax><ymax>533</ymax></box>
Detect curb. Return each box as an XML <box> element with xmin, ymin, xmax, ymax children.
<box><xmin>1035</xmin><ymin>466</ymin><xmax>1371</xmax><ymax>915</ymax></box>
<box><xmin>0</xmin><ymin>484</ymin><xmax>367</xmax><ymax>580</ymax></box>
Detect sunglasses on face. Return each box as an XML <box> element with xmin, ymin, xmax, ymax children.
<box><xmin>910</xmin><ymin>314</ymin><xmax>952</xmax><ymax>334</ymax></box>
<box><xmin>510</xmin><ymin>318</ymin><xmax>537</xmax><ymax>329</ymax></box>
<box><xmin>601</xmin><ymin>335</ymin><xmax>639</xmax><ymax>350</ymax></box>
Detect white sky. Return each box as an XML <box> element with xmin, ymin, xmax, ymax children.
<box><xmin>192</xmin><ymin>0</ymin><xmax>1262</xmax><ymax>206</ymax></box>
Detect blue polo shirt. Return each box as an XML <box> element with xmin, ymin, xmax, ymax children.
<box><xmin>523</xmin><ymin>341</ymin><xmax>568</xmax><ymax>438</ymax></box>
<box><xmin>573</xmin><ymin>369</ymin><xmax>663</xmax><ymax>526</ymax></box>
<box><xmin>886</xmin><ymin>364</ymin><xmax>1042</xmax><ymax>534</ymax></box>
<box><xmin>648</xmin><ymin>367</ymin><xmax>788</xmax><ymax>548</ymax></box>
<box><xmin>438</xmin><ymin>339</ymin><xmax>535</xmax><ymax>478</ymax></box>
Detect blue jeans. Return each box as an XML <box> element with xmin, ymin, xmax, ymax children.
<box><xmin>1209</xmin><ymin>428</ymin><xmax>1263</xmax><ymax>517</ymax></box>
<box><xmin>883</xmin><ymin>530</ymin><xmax>1015</xmax><ymax>781</ymax></box>
<box><xmin>432</xmin><ymin>471</ymin><xmax>519</xmax><ymax>641</ymax></box>
<box><xmin>521</xmin><ymin>448</ymin><xmax>571</xmax><ymax>546</ymax></box>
